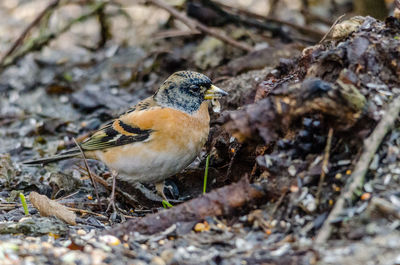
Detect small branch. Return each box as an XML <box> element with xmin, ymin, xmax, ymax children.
<box><xmin>319</xmin><ymin>14</ymin><xmax>346</xmax><ymax>44</ymax></box>
<box><xmin>146</xmin><ymin>0</ymin><xmax>253</xmax><ymax>52</ymax></box>
<box><xmin>77</xmin><ymin>164</ymin><xmax>141</xmax><ymax>207</ymax></box>
<box><xmin>96</xmin><ymin>4</ymin><xmax>112</xmax><ymax>48</ymax></box>
<box><xmin>0</xmin><ymin>2</ymin><xmax>106</xmax><ymax>72</ymax></box>
<box><xmin>316</xmin><ymin>128</ymin><xmax>334</xmax><ymax>205</ymax></box>
<box><xmin>108</xmin><ymin>177</ymin><xmax>269</xmax><ymax>236</ymax></box>
<box><xmin>67</xmin><ymin>206</ymin><xmax>108</xmax><ymax>220</ymax></box>
<box><xmin>73</xmin><ymin>138</ymin><xmax>102</xmax><ymax>210</ymax></box>
<box><xmin>315</xmin><ymin>96</ymin><xmax>400</xmax><ymax>244</ymax></box>
<box><xmin>217</xmin><ymin>1</ymin><xmax>324</xmax><ymax>40</ymax></box>
<box><xmin>0</xmin><ymin>0</ymin><xmax>60</xmax><ymax>66</ymax></box>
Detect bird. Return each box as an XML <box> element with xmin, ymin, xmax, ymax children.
<box><xmin>23</xmin><ymin>70</ymin><xmax>228</xmax><ymax>206</ymax></box>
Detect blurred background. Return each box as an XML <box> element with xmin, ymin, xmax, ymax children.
<box><xmin>0</xmin><ymin>1</ymin><xmax>400</xmax><ymax>264</ymax></box>
<box><xmin>0</xmin><ymin>0</ymin><xmax>395</xmax><ymax>56</ymax></box>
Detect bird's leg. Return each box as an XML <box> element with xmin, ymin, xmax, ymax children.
<box><xmin>155</xmin><ymin>181</ymin><xmax>168</xmax><ymax>201</ymax></box>
<box><xmin>156</xmin><ymin>181</ymin><xmax>173</xmax><ymax>208</ymax></box>
<box><xmin>106</xmin><ymin>169</ymin><xmax>118</xmax><ymax>213</ymax></box>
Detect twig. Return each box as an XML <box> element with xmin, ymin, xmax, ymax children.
<box><xmin>146</xmin><ymin>0</ymin><xmax>253</xmax><ymax>52</ymax></box>
<box><xmin>96</xmin><ymin>4</ymin><xmax>112</xmax><ymax>48</ymax></box>
<box><xmin>198</xmin><ymin>0</ymin><xmax>288</xmax><ymax>39</ymax></box>
<box><xmin>153</xmin><ymin>29</ymin><xmax>201</xmax><ymax>39</ymax></box>
<box><xmin>269</xmin><ymin>188</ymin><xmax>288</xmax><ymax>219</ymax></box>
<box><xmin>0</xmin><ymin>2</ymin><xmax>106</xmax><ymax>72</ymax></box>
<box><xmin>316</xmin><ymin>128</ymin><xmax>334</xmax><ymax>205</ymax></box>
<box><xmin>315</xmin><ymin>96</ymin><xmax>400</xmax><ymax>244</ymax></box>
<box><xmin>55</xmin><ymin>190</ymin><xmax>80</xmax><ymax>201</ymax></box>
<box><xmin>67</xmin><ymin>206</ymin><xmax>108</xmax><ymax>220</ymax></box>
<box><xmin>108</xmin><ymin>176</ymin><xmax>269</xmax><ymax>236</ymax></box>
<box><xmin>0</xmin><ymin>0</ymin><xmax>60</xmax><ymax>66</ymax></box>
<box><xmin>77</xmin><ymin>164</ymin><xmax>141</xmax><ymax>207</ymax></box>
<box><xmin>319</xmin><ymin>14</ymin><xmax>346</xmax><ymax>44</ymax></box>
<box><xmin>225</xmin><ymin>143</ymin><xmax>241</xmax><ymax>180</ymax></box>
<box><xmin>217</xmin><ymin>1</ymin><xmax>324</xmax><ymax>40</ymax></box>
<box><xmin>72</xmin><ymin>138</ymin><xmax>102</xmax><ymax>210</ymax></box>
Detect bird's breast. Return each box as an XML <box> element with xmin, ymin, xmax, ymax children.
<box><xmin>94</xmin><ymin>102</ymin><xmax>210</xmax><ymax>183</ymax></box>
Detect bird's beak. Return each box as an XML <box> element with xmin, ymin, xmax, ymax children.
<box><xmin>204</xmin><ymin>85</ymin><xmax>228</xmax><ymax>100</ymax></box>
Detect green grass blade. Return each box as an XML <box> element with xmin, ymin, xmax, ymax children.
<box><xmin>19</xmin><ymin>193</ymin><xmax>29</xmax><ymax>216</ymax></box>
<box><xmin>162</xmin><ymin>200</ymin><xmax>173</xmax><ymax>208</ymax></box>
<box><xmin>203</xmin><ymin>155</ymin><xmax>210</xmax><ymax>194</ymax></box>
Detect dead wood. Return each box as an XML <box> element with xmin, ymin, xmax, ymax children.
<box><xmin>319</xmin><ymin>14</ymin><xmax>346</xmax><ymax>43</ymax></box>
<box><xmin>223</xmin><ymin>77</ymin><xmax>366</xmax><ymax>144</ymax></box>
<box><xmin>316</xmin><ymin>127</ymin><xmax>333</xmax><ymax>205</ymax></box>
<box><xmin>315</xmin><ymin>96</ymin><xmax>400</xmax><ymax>243</ymax></box>
<box><xmin>216</xmin><ymin>1</ymin><xmax>325</xmax><ymax>40</ymax></box>
<box><xmin>0</xmin><ymin>1</ymin><xmax>106</xmax><ymax>73</ymax></box>
<box><xmin>107</xmin><ymin>177</ymin><xmax>270</xmax><ymax>236</ymax></box>
<box><xmin>146</xmin><ymin>0</ymin><xmax>253</xmax><ymax>52</ymax></box>
<box><xmin>0</xmin><ymin>0</ymin><xmax>60</xmax><ymax>67</ymax></box>
<box><xmin>73</xmin><ymin>138</ymin><xmax>101</xmax><ymax>210</ymax></box>
<box><xmin>189</xmin><ymin>0</ymin><xmax>292</xmax><ymax>40</ymax></box>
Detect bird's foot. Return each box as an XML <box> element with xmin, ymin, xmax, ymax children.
<box><xmin>106</xmin><ymin>197</ymin><xmax>117</xmax><ymax>213</ymax></box>
<box><xmin>106</xmin><ymin>169</ymin><xmax>119</xmax><ymax>220</ymax></box>
<box><xmin>156</xmin><ymin>181</ymin><xmax>174</xmax><ymax>208</ymax></box>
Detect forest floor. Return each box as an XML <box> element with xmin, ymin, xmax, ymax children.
<box><xmin>1</xmin><ymin>1</ymin><xmax>400</xmax><ymax>264</ymax></box>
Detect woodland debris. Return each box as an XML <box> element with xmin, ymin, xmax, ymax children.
<box><xmin>108</xmin><ymin>177</ymin><xmax>269</xmax><ymax>236</ymax></box>
<box><xmin>319</xmin><ymin>14</ymin><xmax>346</xmax><ymax>43</ymax></box>
<box><xmin>0</xmin><ymin>1</ymin><xmax>106</xmax><ymax>73</ymax></box>
<box><xmin>315</xmin><ymin>96</ymin><xmax>400</xmax><ymax>243</ymax></box>
<box><xmin>0</xmin><ymin>216</ymin><xmax>68</xmax><ymax>236</ymax></box>
<box><xmin>29</xmin><ymin>192</ymin><xmax>77</xmax><ymax>225</ymax></box>
<box><xmin>223</xmin><ymin>16</ymin><xmax>400</xmax><ymax>145</ymax></box>
<box><xmin>330</xmin><ymin>16</ymin><xmax>364</xmax><ymax>40</ymax></box>
<box><xmin>216</xmin><ymin>1</ymin><xmax>325</xmax><ymax>40</ymax></box>
<box><xmin>316</xmin><ymin>127</ymin><xmax>333</xmax><ymax>205</ymax></box>
<box><xmin>0</xmin><ymin>0</ymin><xmax>60</xmax><ymax>66</ymax></box>
<box><xmin>223</xmin><ymin>77</ymin><xmax>366</xmax><ymax>143</ymax></box>
<box><xmin>73</xmin><ymin>138</ymin><xmax>101</xmax><ymax>210</ymax></box>
<box><xmin>366</xmin><ymin>197</ymin><xmax>400</xmax><ymax>219</ymax></box>
<box><xmin>146</xmin><ymin>0</ymin><xmax>253</xmax><ymax>52</ymax></box>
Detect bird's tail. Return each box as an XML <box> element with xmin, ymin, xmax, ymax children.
<box><xmin>23</xmin><ymin>149</ymin><xmax>80</xmax><ymax>165</ymax></box>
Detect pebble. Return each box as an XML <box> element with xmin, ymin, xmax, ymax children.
<box><xmin>150</xmin><ymin>256</ymin><xmax>166</xmax><ymax>265</ymax></box>
<box><xmin>194</xmin><ymin>222</ymin><xmax>209</xmax><ymax>232</ymax></box>
<box><xmin>99</xmin><ymin>235</ymin><xmax>121</xmax><ymax>246</ymax></box>
<box><xmin>77</xmin><ymin>229</ymin><xmax>86</xmax><ymax>236</ymax></box>
<box><xmin>288</xmin><ymin>165</ymin><xmax>297</xmax><ymax>177</ymax></box>
<box><xmin>270</xmin><ymin>243</ymin><xmax>290</xmax><ymax>256</ymax></box>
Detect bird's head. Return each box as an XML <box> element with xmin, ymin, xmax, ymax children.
<box><xmin>154</xmin><ymin>71</ymin><xmax>228</xmax><ymax>113</ymax></box>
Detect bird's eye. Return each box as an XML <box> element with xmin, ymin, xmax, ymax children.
<box><xmin>190</xmin><ymin>85</ymin><xmax>200</xmax><ymax>92</ymax></box>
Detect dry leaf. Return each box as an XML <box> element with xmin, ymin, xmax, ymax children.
<box><xmin>29</xmin><ymin>192</ymin><xmax>77</xmax><ymax>225</ymax></box>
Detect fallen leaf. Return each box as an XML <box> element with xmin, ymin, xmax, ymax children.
<box><xmin>29</xmin><ymin>192</ymin><xmax>77</xmax><ymax>225</ymax></box>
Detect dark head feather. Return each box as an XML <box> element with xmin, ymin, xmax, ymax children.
<box><xmin>154</xmin><ymin>71</ymin><xmax>212</xmax><ymax>113</ymax></box>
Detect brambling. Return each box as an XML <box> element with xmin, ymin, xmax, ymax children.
<box><xmin>24</xmin><ymin>71</ymin><xmax>228</xmax><ymax>203</ymax></box>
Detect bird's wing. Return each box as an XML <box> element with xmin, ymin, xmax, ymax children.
<box><xmin>80</xmin><ymin>98</ymin><xmax>157</xmax><ymax>151</ymax></box>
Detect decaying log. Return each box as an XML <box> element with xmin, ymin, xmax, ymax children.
<box><xmin>108</xmin><ymin>177</ymin><xmax>269</xmax><ymax>236</ymax></box>
<box><xmin>223</xmin><ymin>76</ymin><xmax>366</xmax><ymax>144</ymax></box>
